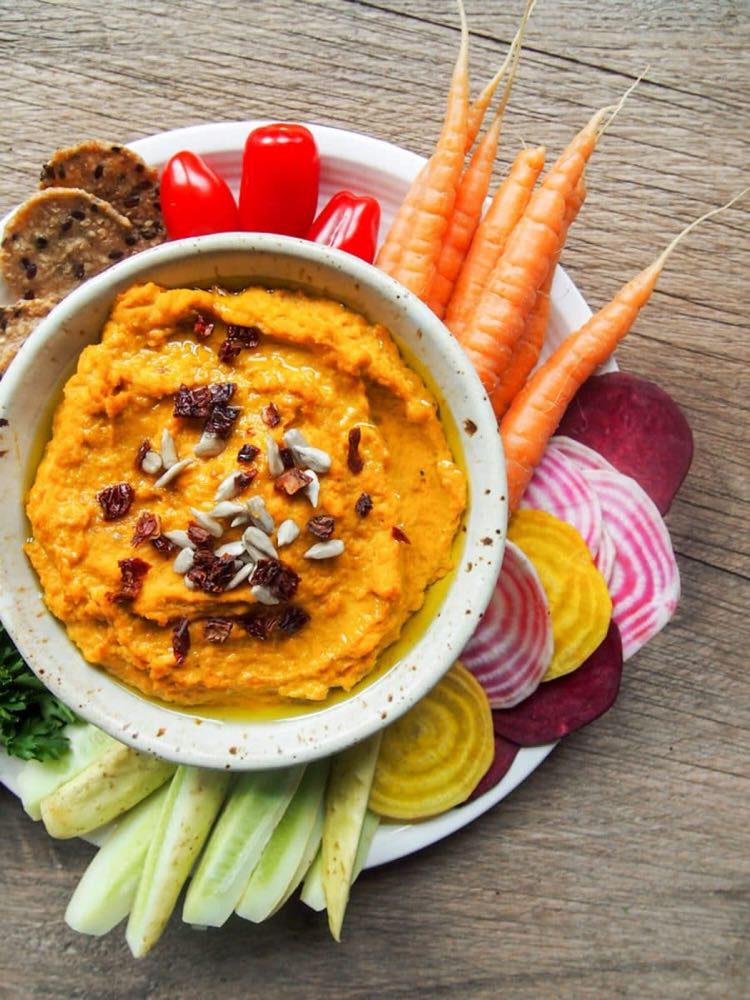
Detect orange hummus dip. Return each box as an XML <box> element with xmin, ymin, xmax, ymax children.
<box><xmin>25</xmin><ymin>282</ymin><xmax>466</xmax><ymax>705</ymax></box>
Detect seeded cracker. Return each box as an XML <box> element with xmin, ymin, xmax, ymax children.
<box><xmin>0</xmin><ymin>188</ymin><xmax>133</xmax><ymax>300</ymax></box>
<box><xmin>39</xmin><ymin>140</ymin><xmax>165</xmax><ymax>247</ymax></box>
<box><xmin>0</xmin><ymin>295</ymin><xmax>57</xmax><ymax>376</ymax></box>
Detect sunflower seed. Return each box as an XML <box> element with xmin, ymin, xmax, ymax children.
<box><xmin>215</xmin><ymin>540</ymin><xmax>246</xmax><ymax>559</ymax></box>
<box><xmin>304</xmin><ymin>539</ymin><xmax>345</xmax><ymax>560</ymax></box>
<box><xmin>183</xmin><ymin>575</ymin><xmax>196</xmax><ymax>590</ymax></box>
<box><xmin>277</xmin><ymin>518</ymin><xmax>300</xmax><ymax>547</ymax></box>
<box><xmin>210</xmin><ymin>500</ymin><xmax>247</xmax><ymax>519</ymax></box>
<box><xmin>163</xmin><ymin>529</ymin><xmax>195</xmax><ymax>549</ymax></box>
<box><xmin>189</xmin><ymin>507</ymin><xmax>223</xmax><ymax>538</ymax></box>
<box><xmin>283</xmin><ymin>428</ymin><xmax>309</xmax><ymax>450</ymax></box>
<box><xmin>214</xmin><ymin>472</ymin><xmax>243</xmax><ymax>502</ymax></box>
<box><xmin>303</xmin><ymin>469</ymin><xmax>320</xmax><ymax>507</ymax></box>
<box><xmin>266</xmin><ymin>435</ymin><xmax>284</xmax><ymax>477</ymax></box>
<box><xmin>160</xmin><ymin>428</ymin><xmax>179</xmax><ymax>469</ymax></box>
<box><xmin>230</xmin><ymin>514</ymin><xmax>250</xmax><ymax>528</ymax></box>
<box><xmin>243</xmin><ymin>525</ymin><xmax>278</xmax><ymax>560</ymax></box>
<box><xmin>247</xmin><ymin>495</ymin><xmax>275</xmax><ymax>533</ymax></box>
<box><xmin>141</xmin><ymin>450</ymin><xmax>163</xmax><ymax>475</ymax></box>
<box><xmin>292</xmin><ymin>444</ymin><xmax>331</xmax><ymax>474</ymax></box>
<box><xmin>154</xmin><ymin>457</ymin><xmax>194</xmax><ymax>488</ymax></box>
<box><xmin>251</xmin><ymin>584</ymin><xmax>280</xmax><ymax>606</ymax></box>
<box><xmin>194</xmin><ymin>430</ymin><xmax>225</xmax><ymax>458</ymax></box>
<box><xmin>173</xmin><ymin>548</ymin><xmax>195</xmax><ymax>574</ymax></box>
<box><xmin>225</xmin><ymin>561</ymin><xmax>255</xmax><ymax>591</ymax></box>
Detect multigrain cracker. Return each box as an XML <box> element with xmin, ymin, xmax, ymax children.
<box><xmin>39</xmin><ymin>140</ymin><xmax>165</xmax><ymax>247</ymax></box>
<box><xmin>0</xmin><ymin>295</ymin><xmax>57</xmax><ymax>375</ymax></box>
<box><xmin>0</xmin><ymin>188</ymin><xmax>133</xmax><ymax>299</ymax></box>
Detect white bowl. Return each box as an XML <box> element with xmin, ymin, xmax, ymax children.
<box><xmin>0</xmin><ymin>234</ymin><xmax>506</xmax><ymax>769</ymax></box>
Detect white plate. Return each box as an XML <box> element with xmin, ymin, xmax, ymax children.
<box><xmin>0</xmin><ymin>120</ymin><xmax>610</xmax><ymax>869</ymax></box>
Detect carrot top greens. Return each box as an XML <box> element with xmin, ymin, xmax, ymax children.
<box><xmin>0</xmin><ymin>621</ymin><xmax>76</xmax><ymax>761</ymax></box>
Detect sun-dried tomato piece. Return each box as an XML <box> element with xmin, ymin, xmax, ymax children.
<box><xmin>234</xmin><ymin>470</ymin><xmax>257</xmax><ymax>493</ymax></box>
<box><xmin>172</xmin><ymin>618</ymin><xmax>190</xmax><ymax>665</ymax></box>
<box><xmin>203</xmin><ymin>618</ymin><xmax>233</xmax><ymax>644</ymax></box>
<box><xmin>205</xmin><ymin>401</ymin><xmax>241</xmax><ymax>439</ymax></box>
<box><xmin>187</xmin><ymin>521</ymin><xmax>213</xmax><ymax>548</ymax></box>
<box><xmin>151</xmin><ymin>534</ymin><xmax>178</xmax><ymax>556</ymax></box>
<box><xmin>250</xmin><ymin>558</ymin><xmax>300</xmax><ymax>601</ymax></box>
<box><xmin>218</xmin><ymin>324</ymin><xmax>261</xmax><ymax>363</ymax></box>
<box><xmin>261</xmin><ymin>402</ymin><xmax>281</xmax><ymax>427</ymax></box>
<box><xmin>307</xmin><ymin>515</ymin><xmax>335</xmax><ymax>540</ymax></box>
<box><xmin>135</xmin><ymin>439</ymin><xmax>151</xmax><ymax>470</ymax></box>
<box><xmin>193</xmin><ymin>313</ymin><xmax>215</xmax><ymax>339</ymax></box>
<box><xmin>208</xmin><ymin>382</ymin><xmax>237</xmax><ymax>405</ymax></box>
<box><xmin>237</xmin><ymin>443</ymin><xmax>260</xmax><ymax>463</ymax></box>
<box><xmin>276</xmin><ymin>605</ymin><xmax>310</xmax><ymax>634</ymax></box>
<box><xmin>109</xmin><ymin>557</ymin><xmax>150</xmax><ymax>603</ymax></box>
<box><xmin>392</xmin><ymin>525</ymin><xmax>411</xmax><ymax>544</ymax></box>
<box><xmin>187</xmin><ymin>550</ymin><xmax>239</xmax><ymax>594</ymax></box>
<box><xmin>274</xmin><ymin>468</ymin><xmax>312</xmax><ymax>496</ymax></box>
<box><xmin>347</xmin><ymin>427</ymin><xmax>364</xmax><ymax>474</ymax></box>
<box><xmin>97</xmin><ymin>483</ymin><xmax>135</xmax><ymax>521</ymax></box>
<box><xmin>238</xmin><ymin>609</ymin><xmax>275</xmax><ymax>640</ymax></box>
<box><xmin>355</xmin><ymin>493</ymin><xmax>373</xmax><ymax>518</ymax></box>
<box><xmin>131</xmin><ymin>511</ymin><xmax>161</xmax><ymax>547</ymax></box>
<box><xmin>174</xmin><ymin>383</ymin><xmax>212</xmax><ymax>418</ymax></box>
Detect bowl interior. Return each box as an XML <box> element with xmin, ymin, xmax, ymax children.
<box><xmin>0</xmin><ymin>234</ymin><xmax>506</xmax><ymax>769</ymax></box>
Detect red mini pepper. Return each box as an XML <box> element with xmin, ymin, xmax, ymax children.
<box><xmin>239</xmin><ymin>123</ymin><xmax>320</xmax><ymax>237</ymax></box>
<box><xmin>160</xmin><ymin>151</ymin><xmax>240</xmax><ymax>240</ymax></box>
<box><xmin>307</xmin><ymin>190</ymin><xmax>381</xmax><ymax>263</ymax></box>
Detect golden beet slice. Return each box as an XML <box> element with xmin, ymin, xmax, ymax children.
<box><xmin>369</xmin><ymin>662</ymin><xmax>494</xmax><ymax>821</ymax></box>
<box><xmin>508</xmin><ymin>509</ymin><xmax>612</xmax><ymax>681</ymax></box>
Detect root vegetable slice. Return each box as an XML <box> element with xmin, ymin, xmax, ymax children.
<box><xmin>461</xmin><ymin>541</ymin><xmax>553</xmax><ymax>708</ymax></box>
<box><xmin>369</xmin><ymin>662</ymin><xmax>494</xmax><ymax>822</ymax></box>
<box><xmin>583</xmin><ymin>468</ymin><xmax>680</xmax><ymax>660</ymax></box>
<box><xmin>508</xmin><ymin>510</ymin><xmax>612</xmax><ymax>682</ymax></box>
<box><xmin>520</xmin><ymin>443</ymin><xmax>604</xmax><ymax>558</ymax></box>
<box><xmin>557</xmin><ymin>371</ymin><xmax>694</xmax><ymax>515</ymax></box>
<box><xmin>551</xmin><ymin>434</ymin><xmax>616</xmax><ymax>474</ymax></box>
<box><xmin>493</xmin><ymin>621</ymin><xmax>623</xmax><ymax>746</ymax></box>
<box><xmin>466</xmin><ymin>734</ymin><xmax>520</xmax><ymax>802</ymax></box>
<box><xmin>595</xmin><ymin>521</ymin><xmax>617</xmax><ymax>586</ymax></box>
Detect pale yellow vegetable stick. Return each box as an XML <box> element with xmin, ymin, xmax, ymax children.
<box><xmin>322</xmin><ymin>732</ymin><xmax>382</xmax><ymax>941</ymax></box>
<box><xmin>40</xmin><ymin>744</ymin><xmax>176</xmax><ymax>839</ymax></box>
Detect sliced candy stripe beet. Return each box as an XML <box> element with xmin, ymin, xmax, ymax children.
<box><xmin>493</xmin><ymin>621</ymin><xmax>623</xmax><ymax>746</ymax></box>
<box><xmin>595</xmin><ymin>521</ymin><xmax>617</xmax><ymax>586</ymax></box>
<box><xmin>549</xmin><ymin>435</ymin><xmax>616</xmax><ymax>474</ymax></box>
<box><xmin>583</xmin><ymin>469</ymin><xmax>680</xmax><ymax>661</ymax></box>
<box><xmin>461</xmin><ymin>541</ymin><xmax>553</xmax><ymax>708</ymax></box>
<box><xmin>520</xmin><ymin>443</ymin><xmax>604</xmax><ymax>558</ymax></box>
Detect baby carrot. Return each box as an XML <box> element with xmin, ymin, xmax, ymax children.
<box><xmin>425</xmin><ymin>0</ymin><xmax>533</xmax><ymax>319</ymax></box>
<box><xmin>457</xmin><ymin>103</ymin><xmax>613</xmax><ymax>394</ymax></box>
<box><xmin>375</xmin><ymin>0</ymin><xmax>469</xmax><ymax>298</ymax></box>
<box><xmin>445</xmin><ymin>145</ymin><xmax>545</xmax><ymax>338</ymax></box>
<box><xmin>490</xmin><ymin>174</ymin><xmax>587</xmax><ymax>417</ymax></box>
<box><xmin>501</xmin><ymin>190</ymin><xmax>748</xmax><ymax>511</ymax></box>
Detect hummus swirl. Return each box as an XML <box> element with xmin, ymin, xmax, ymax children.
<box><xmin>26</xmin><ymin>282</ymin><xmax>466</xmax><ymax>705</ymax></box>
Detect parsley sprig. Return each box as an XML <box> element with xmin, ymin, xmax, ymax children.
<box><xmin>0</xmin><ymin>622</ymin><xmax>76</xmax><ymax>761</ymax></box>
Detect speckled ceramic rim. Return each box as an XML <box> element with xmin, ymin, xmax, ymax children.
<box><xmin>0</xmin><ymin>233</ymin><xmax>506</xmax><ymax>769</ymax></box>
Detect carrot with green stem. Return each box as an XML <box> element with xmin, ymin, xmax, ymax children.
<box><xmin>501</xmin><ymin>189</ymin><xmax>749</xmax><ymax>511</ymax></box>
<box><xmin>490</xmin><ymin>173</ymin><xmax>587</xmax><ymax>417</ymax></box>
<box><xmin>426</xmin><ymin>0</ymin><xmax>534</xmax><ymax>319</ymax></box>
<box><xmin>445</xmin><ymin>144</ymin><xmax>546</xmax><ymax>338</ymax></box>
<box><xmin>456</xmin><ymin>87</ymin><xmax>632</xmax><ymax>394</ymax></box>
<box><xmin>375</xmin><ymin>0</ymin><xmax>469</xmax><ymax>296</ymax></box>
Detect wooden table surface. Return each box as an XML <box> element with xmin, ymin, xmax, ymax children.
<box><xmin>1</xmin><ymin>1</ymin><xmax>748</xmax><ymax>997</ymax></box>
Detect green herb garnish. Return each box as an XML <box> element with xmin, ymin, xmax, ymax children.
<box><xmin>0</xmin><ymin>621</ymin><xmax>76</xmax><ymax>761</ymax></box>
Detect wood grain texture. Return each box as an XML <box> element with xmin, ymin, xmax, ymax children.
<box><xmin>1</xmin><ymin>1</ymin><xmax>748</xmax><ymax>997</ymax></box>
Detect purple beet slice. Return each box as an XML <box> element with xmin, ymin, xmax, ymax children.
<box><xmin>556</xmin><ymin>371</ymin><xmax>693</xmax><ymax>514</ymax></box>
<box><xmin>492</xmin><ymin>621</ymin><xmax>623</xmax><ymax>746</ymax></box>
<box><xmin>466</xmin><ymin>734</ymin><xmax>520</xmax><ymax>802</ymax></box>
